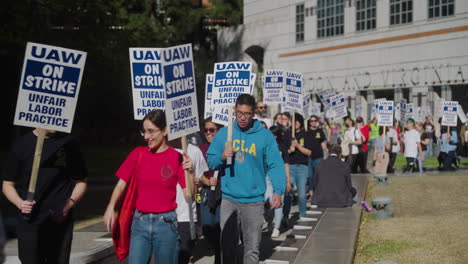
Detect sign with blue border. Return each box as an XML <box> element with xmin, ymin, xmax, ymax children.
<box><xmin>284</xmin><ymin>71</ymin><xmax>303</xmax><ymax>112</ymax></box>
<box><xmin>212</xmin><ymin>62</ymin><xmax>252</xmax><ymax>106</ymax></box>
<box><xmin>129</xmin><ymin>47</ymin><xmax>165</xmax><ymax>120</ymax></box>
<box><xmin>162</xmin><ymin>44</ymin><xmax>199</xmax><ymax>140</ymax></box>
<box><xmin>377</xmin><ymin>100</ymin><xmax>394</xmax><ymax>126</ymax></box>
<box><xmin>14</xmin><ymin>42</ymin><xmax>87</xmax><ymax>133</ymax></box>
<box><xmin>263</xmin><ymin>70</ymin><xmax>284</xmax><ymax>104</ymax></box>
<box><xmin>442</xmin><ymin>101</ymin><xmax>458</xmax><ymax>127</ymax></box>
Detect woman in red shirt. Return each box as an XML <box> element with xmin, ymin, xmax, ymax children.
<box><xmin>104</xmin><ymin>110</ymin><xmax>192</xmax><ymax>263</ymax></box>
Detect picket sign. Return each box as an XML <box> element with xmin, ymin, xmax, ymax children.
<box><xmin>263</xmin><ymin>69</ymin><xmax>284</xmax><ymax>104</ymax></box>
<box><xmin>13</xmin><ymin>42</ymin><xmax>87</xmax><ymax>220</ymax></box>
<box><xmin>441</xmin><ymin>101</ymin><xmax>458</xmax><ymax>127</ymax></box>
<box><xmin>212</xmin><ymin>62</ymin><xmax>253</xmax><ymax>165</ymax></box>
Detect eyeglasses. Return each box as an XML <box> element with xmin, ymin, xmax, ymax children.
<box><xmin>140</xmin><ymin>128</ymin><xmax>161</xmax><ymax>137</ymax></box>
<box><xmin>256</xmin><ymin>106</ymin><xmax>267</xmax><ymax>109</ymax></box>
<box><xmin>204</xmin><ymin>128</ymin><xmax>217</xmax><ymax>133</ymax></box>
<box><xmin>310</xmin><ymin>119</ymin><xmax>318</xmax><ymax>122</ymax></box>
<box><xmin>236</xmin><ymin>111</ymin><xmax>254</xmax><ymax>118</ymax></box>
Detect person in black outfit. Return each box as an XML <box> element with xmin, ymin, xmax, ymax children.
<box><xmin>2</xmin><ymin>128</ymin><xmax>87</xmax><ymax>264</ymax></box>
<box><xmin>283</xmin><ymin>113</ymin><xmax>313</xmax><ymax>219</ymax></box>
<box><xmin>311</xmin><ymin>144</ymin><xmax>356</xmax><ymax>207</ymax></box>
<box><xmin>306</xmin><ymin>115</ymin><xmax>328</xmax><ymax>198</ymax></box>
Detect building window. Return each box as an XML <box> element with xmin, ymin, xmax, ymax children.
<box><xmin>356</xmin><ymin>0</ymin><xmax>376</xmax><ymax>31</ymax></box>
<box><xmin>296</xmin><ymin>4</ymin><xmax>305</xmax><ymax>43</ymax></box>
<box><xmin>317</xmin><ymin>0</ymin><xmax>345</xmax><ymax>38</ymax></box>
<box><xmin>390</xmin><ymin>0</ymin><xmax>413</xmax><ymax>25</ymax></box>
<box><xmin>428</xmin><ymin>0</ymin><xmax>454</xmax><ymax>19</ymax></box>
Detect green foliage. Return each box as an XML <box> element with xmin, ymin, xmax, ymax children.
<box><xmin>1</xmin><ymin>0</ymin><xmax>242</xmax><ymax>145</ymax></box>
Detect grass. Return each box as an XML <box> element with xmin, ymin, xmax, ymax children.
<box><xmin>354</xmin><ymin>173</ymin><xmax>468</xmax><ymax>264</ymax></box>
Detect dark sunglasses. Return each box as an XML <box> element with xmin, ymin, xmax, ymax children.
<box><xmin>310</xmin><ymin>119</ymin><xmax>318</xmax><ymax>122</ymax></box>
<box><xmin>204</xmin><ymin>128</ymin><xmax>217</xmax><ymax>133</ymax></box>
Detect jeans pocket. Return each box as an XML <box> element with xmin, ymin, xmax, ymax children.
<box><xmin>160</xmin><ymin>213</ymin><xmax>178</xmax><ymax>234</ymax></box>
<box><xmin>133</xmin><ymin>210</ymin><xmax>143</xmax><ymax>221</ymax></box>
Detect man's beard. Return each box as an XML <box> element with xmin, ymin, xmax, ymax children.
<box><xmin>257</xmin><ymin>111</ymin><xmax>267</xmax><ymax>118</ymax></box>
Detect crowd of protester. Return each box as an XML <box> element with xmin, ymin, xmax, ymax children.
<box><xmin>2</xmin><ymin>95</ymin><xmax>467</xmax><ymax>264</ymax></box>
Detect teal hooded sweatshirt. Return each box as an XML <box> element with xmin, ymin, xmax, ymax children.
<box><xmin>207</xmin><ymin>119</ymin><xmax>286</xmax><ymax>203</ymax></box>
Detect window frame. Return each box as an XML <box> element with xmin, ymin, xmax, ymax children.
<box><xmin>296</xmin><ymin>3</ymin><xmax>305</xmax><ymax>43</ymax></box>
<box><xmin>428</xmin><ymin>0</ymin><xmax>455</xmax><ymax>20</ymax></box>
<box><xmin>317</xmin><ymin>0</ymin><xmax>345</xmax><ymax>39</ymax></box>
<box><xmin>356</xmin><ymin>0</ymin><xmax>377</xmax><ymax>32</ymax></box>
<box><xmin>389</xmin><ymin>0</ymin><xmax>413</xmax><ymax>26</ymax></box>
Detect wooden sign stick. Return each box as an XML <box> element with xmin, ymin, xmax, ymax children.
<box><xmin>24</xmin><ymin>128</ymin><xmax>46</xmax><ymax>221</ymax></box>
<box><xmin>227</xmin><ymin>105</ymin><xmax>234</xmax><ymax>165</ymax></box>
<box><xmin>182</xmin><ymin>135</ymin><xmax>196</xmax><ymax>240</ymax></box>
<box><xmin>292</xmin><ymin>112</ymin><xmax>296</xmax><ymax>139</ymax></box>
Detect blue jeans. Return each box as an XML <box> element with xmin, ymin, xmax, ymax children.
<box><xmin>427</xmin><ymin>138</ymin><xmax>434</xmax><ymax>157</ymax></box>
<box><xmin>284</xmin><ymin>164</ymin><xmax>308</xmax><ymax>217</ymax></box>
<box><xmin>129</xmin><ymin>210</ymin><xmax>179</xmax><ymax>264</ymax></box>
<box><xmin>308</xmin><ymin>157</ymin><xmax>323</xmax><ymax>191</ymax></box>
<box><xmin>264</xmin><ymin>176</ymin><xmax>283</xmax><ymax>229</ymax></box>
<box><xmin>418</xmin><ymin>150</ymin><xmax>427</xmax><ymax>173</ymax></box>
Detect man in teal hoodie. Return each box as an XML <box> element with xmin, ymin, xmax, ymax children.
<box><xmin>207</xmin><ymin>94</ymin><xmax>286</xmax><ymax>264</ymax></box>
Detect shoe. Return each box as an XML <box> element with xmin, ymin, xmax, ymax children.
<box><xmin>281</xmin><ymin>216</ymin><xmax>289</xmax><ymax>228</ymax></box>
<box><xmin>271</xmin><ymin>228</ymin><xmax>280</xmax><ymax>238</ymax></box>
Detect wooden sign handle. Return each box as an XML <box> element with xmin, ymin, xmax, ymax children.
<box><xmin>227</xmin><ymin>106</ymin><xmax>234</xmax><ymax>165</ymax></box>
<box><xmin>24</xmin><ymin>128</ymin><xmax>46</xmax><ymax>221</ymax></box>
<box><xmin>292</xmin><ymin>112</ymin><xmax>296</xmax><ymax>139</ymax></box>
<box><xmin>181</xmin><ymin>135</ymin><xmax>196</xmax><ymax>240</ymax></box>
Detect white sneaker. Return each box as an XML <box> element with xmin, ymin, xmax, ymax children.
<box><xmin>271</xmin><ymin>228</ymin><xmax>280</xmax><ymax>238</ymax></box>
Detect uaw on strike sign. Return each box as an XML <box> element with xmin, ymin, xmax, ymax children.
<box><xmin>14</xmin><ymin>42</ymin><xmax>87</xmax><ymax>133</ymax></box>
<box><xmin>163</xmin><ymin>44</ymin><xmax>199</xmax><ymax>140</ymax></box>
<box><xmin>129</xmin><ymin>47</ymin><xmax>165</xmax><ymax>120</ymax></box>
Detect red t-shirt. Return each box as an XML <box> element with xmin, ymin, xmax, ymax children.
<box><xmin>116</xmin><ymin>146</ymin><xmax>186</xmax><ymax>213</ymax></box>
<box><xmin>360</xmin><ymin>125</ymin><xmax>370</xmax><ymax>152</ymax></box>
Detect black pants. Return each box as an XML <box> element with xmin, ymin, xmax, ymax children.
<box><xmin>354</xmin><ymin>151</ymin><xmax>369</xmax><ymax>173</ymax></box>
<box><xmin>405</xmin><ymin>157</ymin><xmax>419</xmax><ymax>172</ymax></box>
<box><xmin>346</xmin><ymin>154</ymin><xmax>359</xmax><ymax>173</ymax></box>
<box><xmin>16</xmin><ymin>216</ymin><xmax>73</xmax><ymax>264</ymax></box>
<box><xmin>178</xmin><ymin>222</ymin><xmax>196</xmax><ymax>264</ymax></box>
<box><xmin>387</xmin><ymin>152</ymin><xmax>397</xmax><ymax>172</ymax></box>
<box><xmin>203</xmin><ymin>225</ymin><xmax>221</xmax><ymax>264</ymax></box>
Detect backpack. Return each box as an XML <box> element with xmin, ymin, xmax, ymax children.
<box><xmin>341</xmin><ymin>133</ymin><xmax>351</xmax><ymax>157</ymax></box>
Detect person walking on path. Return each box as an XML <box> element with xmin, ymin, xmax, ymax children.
<box><xmin>253</xmin><ymin>100</ymin><xmax>272</xmax><ymax>128</ymax></box>
<box><xmin>355</xmin><ymin>117</ymin><xmax>370</xmax><ymax>173</ymax></box>
<box><xmin>344</xmin><ymin>116</ymin><xmax>363</xmax><ymax>173</ymax></box>
<box><xmin>306</xmin><ymin>115</ymin><xmax>328</xmax><ymax>199</ymax></box>
<box><xmin>403</xmin><ymin>118</ymin><xmax>424</xmax><ymax>173</ymax></box>
<box><xmin>283</xmin><ymin>113</ymin><xmax>312</xmax><ymax>221</ymax></box>
<box><xmin>423</xmin><ymin>116</ymin><xmax>435</xmax><ymax>157</ymax></box>
<box><xmin>416</xmin><ymin>122</ymin><xmax>431</xmax><ymax>173</ymax></box>
<box><xmin>373</xmin><ymin>127</ymin><xmax>391</xmax><ymax>174</ymax></box>
<box><xmin>169</xmin><ymin>138</ymin><xmax>208</xmax><ymax>264</ymax></box>
<box><xmin>266</xmin><ymin>125</ymin><xmax>291</xmax><ymax>238</ymax></box>
<box><xmin>198</xmin><ymin>117</ymin><xmax>224</xmax><ymax>264</ymax></box>
<box><xmin>2</xmin><ymin>128</ymin><xmax>88</xmax><ymax>264</ymax></box>
<box><xmin>206</xmin><ymin>94</ymin><xmax>286</xmax><ymax>264</ymax></box>
<box><xmin>386</xmin><ymin>122</ymin><xmax>400</xmax><ymax>173</ymax></box>
<box><xmin>103</xmin><ymin>110</ymin><xmax>192</xmax><ymax>264</ymax></box>
<box><xmin>369</xmin><ymin>118</ymin><xmax>379</xmax><ymax>159</ymax></box>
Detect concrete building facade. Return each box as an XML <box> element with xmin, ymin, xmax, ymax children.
<box><xmin>218</xmin><ymin>0</ymin><xmax>468</xmax><ymax>121</ymax></box>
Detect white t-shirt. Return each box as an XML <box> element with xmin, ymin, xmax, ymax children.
<box><xmin>254</xmin><ymin>116</ymin><xmax>272</xmax><ymax>128</ymax></box>
<box><xmin>175</xmin><ymin>144</ymin><xmax>209</xmax><ymax>222</ymax></box>
<box><xmin>387</xmin><ymin>128</ymin><xmax>400</xmax><ymax>153</ymax></box>
<box><xmin>345</xmin><ymin>127</ymin><xmax>362</xmax><ymax>155</ymax></box>
<box><xmin>404</xmin><ymin>129</ymin><xmax>421</xmax><ymax>158</ymax></box>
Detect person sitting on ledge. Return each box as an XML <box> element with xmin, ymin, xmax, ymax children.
<box><xmin>311</xmin><ymin>144</ymin><xmax>356</xmax><ymax>207</ymax></box>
